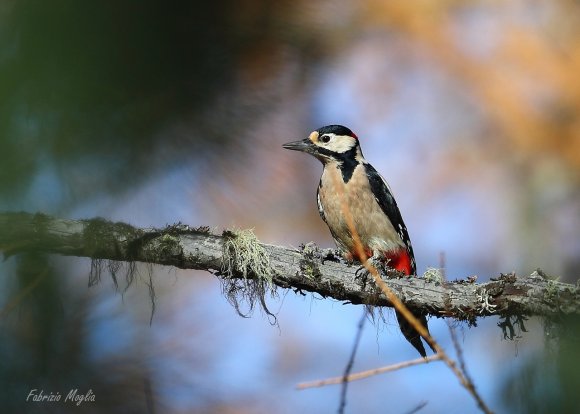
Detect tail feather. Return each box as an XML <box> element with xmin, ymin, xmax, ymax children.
<box><xmin>395</xmin><ymin>309</ymin><xmax>434</xmax><ymax>358</ymax></box>
<box><xmin>387</xmin><ymin>249</ymin><xmax>433</xmax><ymax>357</ymax></box>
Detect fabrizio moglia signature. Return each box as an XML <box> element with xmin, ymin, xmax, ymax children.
<box><xmin>26</xmin><ymin>389</ymin><xmax>95</xmax><ymax>406</ymax></box>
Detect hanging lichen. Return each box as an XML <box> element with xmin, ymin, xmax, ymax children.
<box><xmin>220</xmin><ymin>228</ymin><xmax>277</xmax><ymax>324</ymax></box>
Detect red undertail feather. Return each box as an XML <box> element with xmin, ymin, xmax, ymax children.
<box><xmin>347</xmin><ymin>249</ymin><xmax>413</xmax><ymax>276</ymax></box>
<box><xmin>384</xmin><ymin>250</ymin><xmax>413</xmax><ymax>276</ymax></box>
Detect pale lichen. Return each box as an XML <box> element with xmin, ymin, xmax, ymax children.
<box><xmin>423</xmin><ymin>267</ymin><xmax>444</xmax><ymax>284</ymax></box>
<box><xmin>476</xmin><ymin>288</ymin><xmax>497</xmax><ymax>314</ymax></box>
<box><xmin>299</xmin><ymin>242</ymin><xmax>323</xmax><ymax>280</ymax></box>
<box><xmin>545</xmin><ymin>278</ymin><xmax>560</xmax><ymax>301</ymax></box>
<box><xmin>222</xmin><ymin>228</ymin><xmax>273</xmax><ymax>285</ymax></box>
<box><xmin>220</xmin><ymin>228</ymin><xmax>277</xmax><ymax>324</ymax></box>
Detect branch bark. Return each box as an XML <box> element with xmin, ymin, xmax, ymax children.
<box><xmin>0</xmin><ymin>212</ymin><xmax>578</xmax><ymax>321</ymax></box>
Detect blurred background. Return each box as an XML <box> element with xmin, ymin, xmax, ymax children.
<box><xmin>1</xmin><ymin>1</ymin><xmax>579</xmax><ymax>413</ymax></box>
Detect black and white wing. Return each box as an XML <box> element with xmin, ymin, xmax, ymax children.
<box><xmin>363</xmin><ymin>162</ymin><xmax>416</xmax><ymax>274</ymax></box>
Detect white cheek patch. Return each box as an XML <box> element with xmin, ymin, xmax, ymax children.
<box><xmin>322</xmin><ymin>135</ymin><xmax>357</xmax><ymax>153</ymax></box>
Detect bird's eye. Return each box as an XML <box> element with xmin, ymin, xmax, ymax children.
<box><xmin>320</xmin><ymin>135</ymin><xmax>331</xmax><ymax>143</ymax></box>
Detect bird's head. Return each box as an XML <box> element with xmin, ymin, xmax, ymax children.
<box><xmin>282</xmin><ymin>125</ymin><xmax>362</xmax><ymax>164</ymax></box>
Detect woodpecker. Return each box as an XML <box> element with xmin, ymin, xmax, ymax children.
<box><xmin>283</xmin><ymin>124</ymin><xmax>433</xmax><ymax>357</ymax></box>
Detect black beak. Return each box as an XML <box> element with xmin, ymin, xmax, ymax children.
<box><xmin>282</xmin><ymin>138</ymin><xmax>314</xmax><ymax>153</ymax></box>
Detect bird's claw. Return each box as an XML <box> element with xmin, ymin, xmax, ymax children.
<box><xmin>354</xmin><ymin>264</ymin><xmax>371</xmax><ymax>288</ymax></box>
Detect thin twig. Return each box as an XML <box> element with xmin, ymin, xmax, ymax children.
<box><xmin>332</xmin><ymin>174</ymin><xmax>495</xmax><ymax>414</ymax></box>
<box><xmin>448</xmin><ymin>324</ymin><xmax>471</xmax><ymax>392</ymax></box>
<box><xmin>442</xmin><ymin>252</ymin><xmax>490</xmax><ymax>414</ymax></box>
<box><xmin>144</xmin><ymin>376</ymin><xmax>156</xmax><ymax>414</ymax></box>
<box><xmin>363</xmin><ymin>243</ymin><xmax>494</xmax><ymax>413</ymax></box>
<box><xmin>0</xmin><ymin>269</ymin><xmax>48</xmax><ymax>319</ymax></box>
<box><xmin>404</xmin><ymin>401</ymin><xmax>428</xmax><ymax>414</ymax></box>
<box><xmin>297</xmin><ymin>355</ymin><xmax>441</xmax><ymax>389</ymax></box>
<box><xmin>338</xmin><ymin>309</ymin><xmax>367</xmax><ymax>414</ymax></box>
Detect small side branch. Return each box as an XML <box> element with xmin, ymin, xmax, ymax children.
<box><xmin>297</xmin><ymin>355</ymin><xmax>442</xmax><ymax>389</ymax></box>
<box><xmin>0</xmin><ymin>212</ymin><xmax>578</xmax><ymax>319</ymax></box>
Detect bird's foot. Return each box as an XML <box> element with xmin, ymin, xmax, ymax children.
<box><xmin>359</xmin><ymin>255</ymin><xmax>404</xmax><ymax>280</ymax></box>
<box><xmin>364</xmin><ymin>255</ymin><xmax>390</xmax><ymax>274</ymax></box>
<box><xmin>354</xmin><ymin>256</ymin><xmax>382</xmax><ymax>287</ymax></box>
<box><xmin>354</xmin><ymin>264</ymin><xmax>371</xmax><ymax>289</ymax></box>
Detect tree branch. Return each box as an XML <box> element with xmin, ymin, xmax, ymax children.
<box><xmin>0</xmin><ymin>212</ymin><xmax>578</xmax><ymax>321</ymax></box>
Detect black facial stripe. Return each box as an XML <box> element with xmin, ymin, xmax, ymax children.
<box><xmin>316</xmin><ymin>146</ymin><xmax>358</xmax><ymax>182</ymax></box>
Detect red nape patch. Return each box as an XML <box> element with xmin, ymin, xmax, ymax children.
<box><xmin>384</xmin><ymin>250</ymin><xmax>413</xmax><ymax>276</ymax></box>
